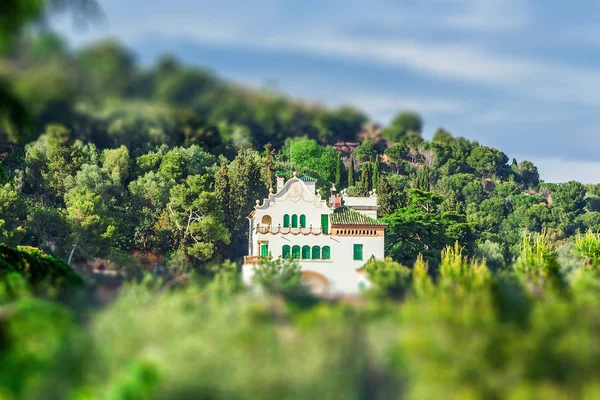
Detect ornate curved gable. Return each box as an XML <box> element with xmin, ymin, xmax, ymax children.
<box><xmin>254</xmin><ymin>176</ymin><xmax>329</xmax><ymax>211</ymax></box>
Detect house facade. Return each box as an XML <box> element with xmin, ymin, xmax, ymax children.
<box><xmin>242</xmin><ymin>172</ymin><xmax>386</xmax><ymax>296</ymax></box>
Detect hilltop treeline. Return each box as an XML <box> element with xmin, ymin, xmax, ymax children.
<box><xmin>0</xmin><ymin>34</ymin><xmax>599</xmax><ymax>272</ymax></box>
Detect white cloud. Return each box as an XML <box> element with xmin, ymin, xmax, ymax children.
<box><xmin>442</xmin><ymin>0</ymin><xmax>529</xmax><ymax>31</ymax></box>
<box><xmin>55</xmin><ymin>0</ymin><xmax>600</xmax><ymax>110</ymax></box>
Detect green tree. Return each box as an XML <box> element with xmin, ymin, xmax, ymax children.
<box><xmin>167</xmin><ymin>174</ymin><xmax>230</xmax><ymax>265</ymax></box>
<box><xmin>0</xmin><ymin>182</ymin><xmax>26</xmax><ymax>245</ymax></box>
<box><xmin>334</xmin><ymin>152</ymin><xmax>345</xmax><ymax>189</ymax></box>
<box><xmin>385</xmin><ymin>143</ymin><xmax>408</xmax><ymax>175</ymax></box>
<box><xmin>372</xmin><ymin>156</ymin><xmax>380</xmax><ymax>190</ymax></box>
<box><xmin>413</xmin><ymin>165</ymin><xmax>431</xmax><ymax>191</ymax></box>
<box><xmin>467</xmin><ymin>146</ymin><xmax>509</xmax><ymax>178</ymax></box>
<box><xmin>377</xmin><ymin>176</ymin><xmax>395</xmax><ymax>217</ymax></box>
<box><xmin>383</xmin><ymin>189</ymin><xmax>472</xmax><ymax>265</ymax></box>
<box><xmin>359</xmin><ymin>162</ymin><xmax>372</xmax><ymax>195</ymax></box>
<box><xmin>77</xmin><ymin>40</ymin><xmax>135</xmax><ymax>98</ymax></box>
<box><xmin>382</xmin><ymin>111</ymin><xmax>423</xmax><ymax>143</ymax></box>
<box><xmin>262</xmin><ymin>143</ymin><xmax>276</xmax><ymax>190</ymax></box>
<box><xmin>102</xmin><ymin>145</ymin><xmax>130</xmax><ymax>187</ymax></box>
<box><xmin>252</xmin><ymin>258</ymin><xmax>302</xmax><ymax>294</ymax></box>
<box><xmin>348</xmin><ymin>155</ymin><xmax>355</xmax><ymax>187</ymax></box>
<box><xmin>365</xmin><ymin>257</ymin><xmax>412</xmax><ymax>300</ymax></box>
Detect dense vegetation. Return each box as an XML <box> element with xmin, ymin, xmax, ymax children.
<box><xmin>5</xmin><ymin>236</ymin><xmax>600</xmax><ymax>399</ymax></box>
<box><xmin>4</xmin><ymin>4</ymin><xmax>600</xmax><ymax>399</ymax></box>
<box><xmin>2</xmin><ymin>33</ymin><xmax>599</xmax><ymax>272</ymax></box>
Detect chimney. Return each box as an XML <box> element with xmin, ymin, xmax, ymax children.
<box><xmin>276</xmin><ymin>171</ymin><xmax>286</xmax><ymax>191</ymax></box>
<box><xmin>330</xmin><ymin>184</ymin><xmax>338</xmax><ymax>207</ymax></box>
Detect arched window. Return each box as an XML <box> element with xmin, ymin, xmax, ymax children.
<box><xmin>322</xmin><ymin>246</ymin><xmax>331</xmax><ymax>260</ymax></box>
<box><xmin>291</xmin><ymin>214</ymin><xmax>299</xmax><ymax>228</ymax></box>
<box><xmin>282</xmin><ymin>245</ymin><xmax>291</xmax><ymax>258</ymax></box>
<box><xmin>261</xmin><ymin>215</ymin><xmax>272</xmax><ymax>226</ymax></box>
<box><xmin>300</xmin><ymin>214</ymin><xmax>306</xmax><ymax>228</ymax></box>
<box><xmin>312</xmin><ymin>246</ymin><xmax>321</xmax><ymax>260</ymax></box>
<box><xmin>302</xmin><ymin>245</ymin><xmax>311</xmax><ymax>259</ymax></box>
<box><xmin>283</xmin><ymin>214</ymin><xmax>290</xmax><ymax>228</ymax></box>
<box><xmin>292</xmin><ymin>245</ymin><xmax>301</xmax><ymax>259</ymax></box>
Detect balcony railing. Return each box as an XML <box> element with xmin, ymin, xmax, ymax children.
<box><xmin>243</xmin><ymin>255</ymin><xmax>267</xmax><ymax>264</ymax></box>
<box><xmin>254</xmin><ymin>224</ymin><xmax>325</xmax><ymax>235</ymax></box>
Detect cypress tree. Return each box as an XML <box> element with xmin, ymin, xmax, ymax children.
<box><xmin>335</xmin><ymin>152</ymin><xmax>345</xmax><ymax>189</ymax></box>
<box><xmin>377</xmin><ymin>176</ymin><xmax>394</xmax><ymax>217</ymax></box>
<box><xmin>359</xmin><ymin>162</ymin><xmax>372</xmax><ymax>196</ymax></box>
<box><xmin>348</xmin><ymin>155</ymin><xmax>355</xmax><ymax>187</ymax></box>
<box><xmin>413</xmin><ymin>165</ymin><xmax>430</xmax><ymax>191</ymax></box>
<box><xmin>215</xmin><ymin>160</ymin><xmax>231</xmax><ymax>228</ymax></box>
<box><xmin>373</xmin><ymin>156</ymin><xmax>380</xmax><ymax>190</ymax></box>
<box><xmin>262</xmin><ymin>143</ymin><xmax>276</xmax><ymax>189</ymax></box>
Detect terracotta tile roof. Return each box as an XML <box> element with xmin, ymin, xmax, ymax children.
<box><xmin>330</xmin><ymin>206</ymin><xmax>387</xmax><ymax>226</ymax></box>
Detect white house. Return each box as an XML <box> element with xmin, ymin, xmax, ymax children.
<box><xmin>242</xmin><ymin>172</ymin><xmax>386</xmax><ymax>296</ymax></box>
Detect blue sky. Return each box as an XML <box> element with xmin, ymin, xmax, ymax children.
<box><xmin>53</xmin><ymin>0</ymin><xmax>600</xmax><ymax>183</ymax></box>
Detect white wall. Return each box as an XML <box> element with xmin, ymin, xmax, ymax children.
<box><xmin>245</xmin><ymin>233</ymin><xmax>384</xmax><ymax>295</ymax></box>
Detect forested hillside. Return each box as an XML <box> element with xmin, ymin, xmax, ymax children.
<box><xmin>1</xmin><ymin>34</ymin><xmax>599</xmax><ymax>273</ymax></box>
<box><xmin>8</xmin><ymin>4</ymin><xmax>600</xmax><ymax>399</ymax></box>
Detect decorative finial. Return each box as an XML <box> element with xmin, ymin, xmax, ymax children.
<box><xmin>255</xmin><ymin>200</ymin><xmax>260</xmax><ymax>205</ymax></box>
<box><xmin>331</xmin><ymin>183</ymin><xmax>337</xmax><ymax>192</ymax></box>
<box><xmin>269</xmin><ymin>187</ymin><xmax>274</xmax><ymax>193</ymax></box>
<box><xmin>293</xmin><ymin>171</ymin><xmax>297</xmax><ymax>178</ymax></box>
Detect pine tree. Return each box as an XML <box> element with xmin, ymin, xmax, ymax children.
<box><xmin>348</xmin><ymin>155</ymin><xmax>355</xmax><ymax>187</ymax></box>
<box><xmin>372</xmin><ymin>156</ymin><xmax>380</xmax><ymax>190</ymax></box>
<box><xmin>377</xmin><ymin>176</ymin><xmax>394</xmax><ymax>217</ymax></box>
<box><xmin>262</xmin><ymin>143</ymin><xmax>276</xmax><ymax>190</ymax></box>
<box><xmin>335</xmin><ymin>152</ymin><xmax>345</xmax><ymax>189</ymax></box>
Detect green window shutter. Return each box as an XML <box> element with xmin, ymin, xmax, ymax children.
<box><xmin>261</xmin><ymin>244</ymin><xmax>269</xmax><ymax>257</ymax></box>
<box><xmin>300</xmin><ymin>214</ymin><xmax>306</xmax><ymax>228</ymax></box>
<box><xmin>301</xmin><ymin>245</ymin><xmax>311</xmax><ymax>259</ymax></box>
<box><xmin>322</xmin><ymin>246</ymin><xmax>331</xmax><ymax>260</ymax></box>
<box><xmin>291</xmin><ymin>214</ymin><xmax>298</xmax><ymax>228</ymax></box>
<box><xmin>292</xmin><ymin>245</ymin><xmax>301</xmax><ymax>259</ymax></box>
<box><xmin>283</xmin><ymin>214</ymin><xmax>290</xmax><ymax>228</ymax></box>
<box><xmin>321</xmin><ymin>214</ymin><xmax>329</xmax><ymax>234</ymax></box>
<box><xmin>312</xmin><ymin>246</ymin><xmax>321</xmax><ymax>260</ymax></box>
<box><xmin>282</xmin><ymin>245</ymin><xmax>290</xmax><ymax>258</ymax></box>
<box><xmin>353</xmin><ymin>244</ymin><xmax>363</xmax><ymax>261</ymax></box>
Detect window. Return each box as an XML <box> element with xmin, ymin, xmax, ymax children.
<box><xmin>260</xmin><ymin>243</ymin><xmax>269</xmax><ymax>257</ymax></box>
<box><xmin>282</xmin><ymin>245</ymin><xmax>290</xmax><ymax>258</ymax></box>
<box><xmin>301</xmin><ymin>245</ymin><xmax>311</xmax><ymax>259</ymax></box>
<box><xmin>261</xmin><ymin>215</ymin><xmax>272</xmax><ymax>226</ymax></box>
<box><xmin>291</xmin><ymin>214</ymin><xmax>298</xmax><ymax>228</ymax></box>
<box><xmin>283</xmin><ymin>214</ymin><xmax>290</xmax><ymax>228</ymax></box>
<box><xmin>291</xmin><ymin>245</ymin><xmax>301</xmax><ymax>259</ymax></box>
<box><xmin>292</xmin><ymin>245</ymin><xmax>301</xmax><ymax>259</ymax></box>
<box><xmin>312</xmin><ymin>245</ymin><xmax>321</xmax><ymax>260</ymax></box>
<box><xmin>300</xmin><ymin>214</ymin><xmax>306</xmax><ymax>228</ymax></box>
<box><xmin>321</xmin><ymin>214</ymin><xmax>329</xmax><ymax>234</ymax></box>
<box><xmin>322</xmin><ymin>246</ymin><xmax>331</xmax><ymax>260</ymax></box>
<box><xmin>353</xmin><ymin>244</ymin><xmax>363</xmax><ymax>261</ymax></box>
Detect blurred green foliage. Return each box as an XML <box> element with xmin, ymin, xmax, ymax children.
<box><xmin>4</xmin><ymin>239</ymin><xmax>600</xmax><ymax>399</ymax></box>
